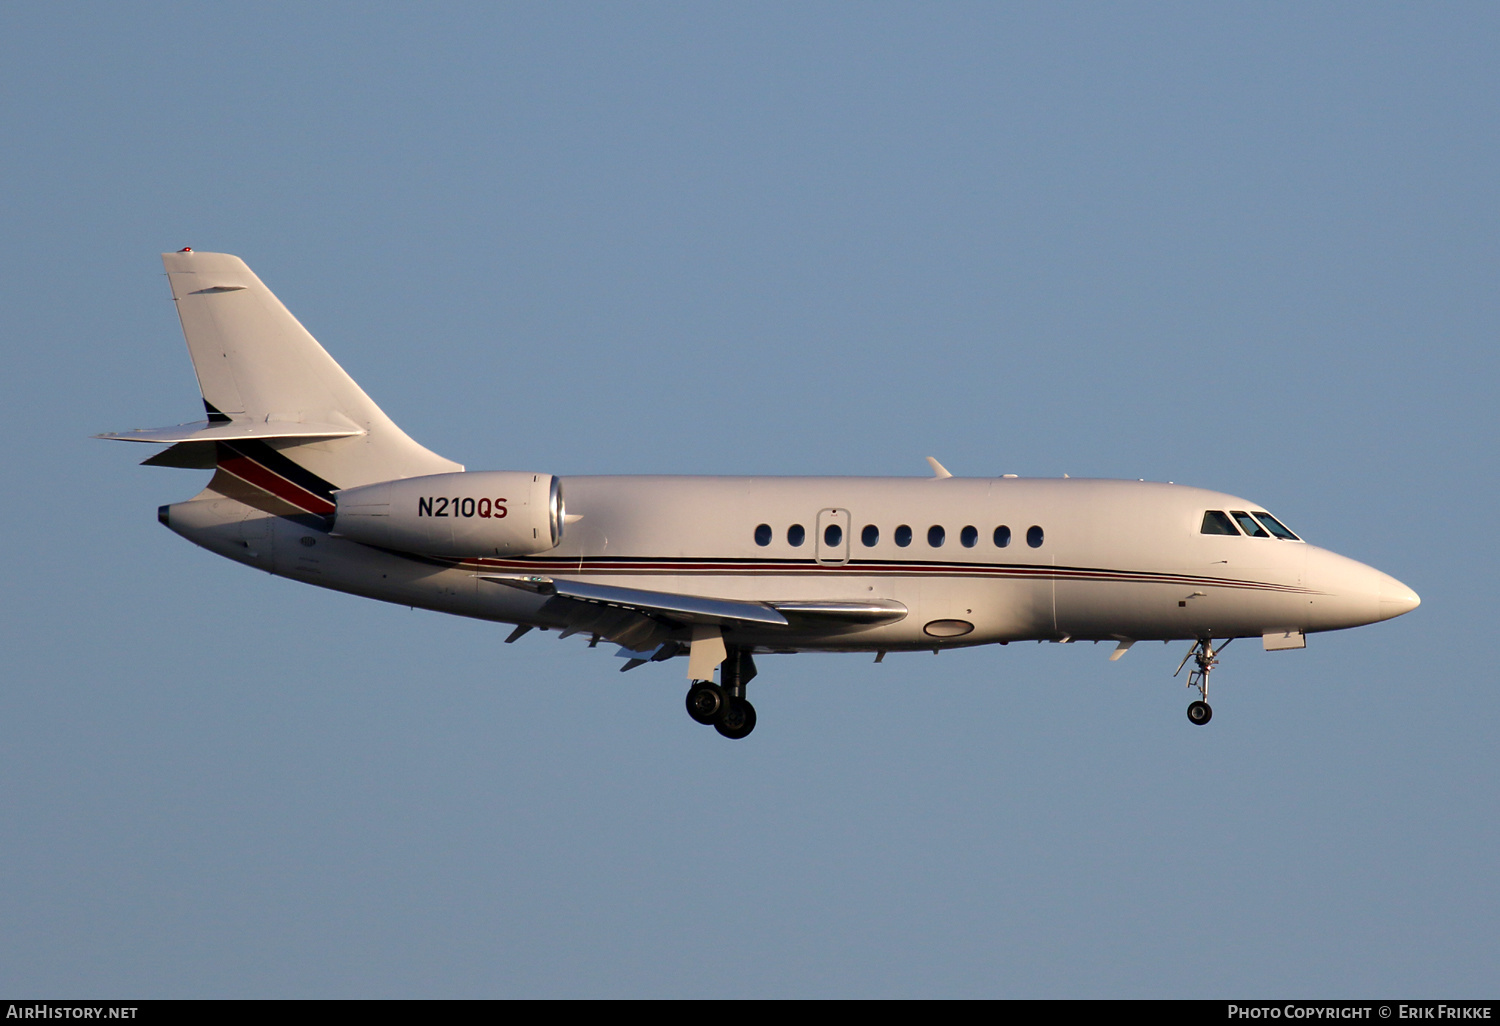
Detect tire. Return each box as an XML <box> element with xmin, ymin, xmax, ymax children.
<box><xmin>714</xmin><ymin>698</ymin><xmax>757</xmax><ymax>740</ymax></box>
<box><xmin>1187</xmin><ymin>700</ymin><xmax>1213</xmax><ymax>725</ymax></box>
<box><xmin>685</xmin><ymin>682</ymin><xmax>726</xmax><ymax>725</ymax></box>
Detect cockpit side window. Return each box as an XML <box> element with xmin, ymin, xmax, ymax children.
<box><xmin>1230</xmin><ymin>511</ymin><xmax>1269</xmax><ymax>537</ymax></box>
<box><xmin>1253</xmin><ymin>511</ymin><xmax>1300</xmax><ymax>540</ymax></box>
<box><xmin>1200</xmin><ymin>510</ymin><xmax>1239</xmax><ymax>535</ymax></box>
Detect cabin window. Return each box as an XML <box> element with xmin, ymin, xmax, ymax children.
<box><xmin>1253</xmin><ymin>511</ymin><xmax>1301</xmax><ymax>540</ymax></box>
<box><xmin>1200</xmin><ymin>511</ymin><xmax>1239</xmax><ymax>535</ymax></box>
<box><xmin>994</xmin><ymin>525</ymin><xmax>1011</xmax><ymax>548</ymax></box>
<box><xmin>1027</xmin><ymin>525</ymin><xmax>1044</xmax><ymax>548</ymax></box>
<box><xmin>824</xmin><ymin>524</ymin><xmax>843</xmax><ymax>547</ymax></box>
<box><xmin>928</xmin><ymin>525</ymin><xmax>946</xmax><ymax>547</ymax></box>
<box><xmin>862</xmin><ymin>524</ymin><xmax>879</xmax><ymax>547</ymax></box>
<box><xmin>960</xmin><ymin>525</ymin><xmax>978</xmax><ymax>548</ymax></box>
<box><xmin>1230</xmin><ymin>511</ymin><xmax>1269</xmax><ymax>537</ymax></box>
<box><xmin>788</xmin><ymin>524</ymin><xmax>806</xmax><ymax>546</ymax></box>
<box><xmin>895</xmin><ymin>525</ymin><xmax>912</xmax><ymax>547</ymax></box>
<box><xmin>754</xmin><ymin>524</ymin><xmax>772</xmax><ymax>546</ymax></box>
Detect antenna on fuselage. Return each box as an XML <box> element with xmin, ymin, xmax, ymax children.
<box><xmin>925</xmin><ymin>457</ymin><xmax>953</xmax><ymax>479</ymax></box>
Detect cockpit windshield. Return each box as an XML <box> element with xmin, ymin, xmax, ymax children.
<box><xmin>1200</xmin><ymin>510</ymin><xmax>1238</xmax><ymax>535</ymax></box>
<box><xmin>1200</xmin><ymin>509</ymin><xmax>1303</xmax><ymax>540</ymax></box>
<box><xmin>1252</xmin><ymin>511</ymin><xmax>1300</xmax><ymax>540</ymax></box>
<box><xmin>1230</xmin><ymin>511</ymin><xmax>1269</xmax><ymax>537</ymax></box>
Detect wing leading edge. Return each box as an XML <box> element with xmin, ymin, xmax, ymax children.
<box><xmin>477</xmin><ymin>574</ymin><xmax>907</xmax><ymax>655</ymax></box>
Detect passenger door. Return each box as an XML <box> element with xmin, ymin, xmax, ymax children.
<box><xmin>815</xmin><ymin>508</ymin><xmax>851</xmax><ymax>566</ymax></box>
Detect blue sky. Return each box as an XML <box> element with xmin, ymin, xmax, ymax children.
<box><xmin>1</xmin><ymin>2</ymin><xmax>1495</xmax><ymax>997</ymax></box>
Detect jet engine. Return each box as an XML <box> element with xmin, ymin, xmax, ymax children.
<box><xmin>332</xmin><ymin>471</ymin><xmax>564</xmax><ymax>557</ymax></box>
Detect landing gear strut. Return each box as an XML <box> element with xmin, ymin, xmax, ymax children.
<box><xmin>685</xmin><ymin>647</ymin><xmax>758</xmax><ymax>739</ymax></box>
<box><xmin>1175</xmin><ymin>637</ymin><xmax>1230</xmax><ymax>726</ymax></box>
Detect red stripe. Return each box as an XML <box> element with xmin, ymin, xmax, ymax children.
<box><xmin>218</xmin><ymin>455</ymin><xmax>336</xmax><ymax>514</ymax></box>
<box><xmin>453</xmin><ymin>557</ymin><xmax>1313</xmax><ymax>594</ymax></box>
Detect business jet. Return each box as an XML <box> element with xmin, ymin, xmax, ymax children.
<box><xmin>100</xmin><ymin>250</ymin><xmax>1419</xmax><ymax>738</ymax></box>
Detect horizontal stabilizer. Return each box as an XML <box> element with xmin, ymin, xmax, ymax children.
<box><xmin>96</xmin><ymin>418</ymin><xmax>365</xmax><ymax>445</ymax></box>
<box><xmin>140</xmin><ymin>443</ymin><xmax>217</xmax><ymax>469</ymax></box>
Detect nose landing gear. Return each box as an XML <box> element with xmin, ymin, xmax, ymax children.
<box><xmin>1175</xmin><ymin>637</ymin><xmax>1230</xmax><ymax>726</ymax></box>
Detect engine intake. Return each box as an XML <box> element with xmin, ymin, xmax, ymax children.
<box><xmin>332</xmin><ymin>471</ymin><xmax>564</xmax><ymax>557</ymax></box>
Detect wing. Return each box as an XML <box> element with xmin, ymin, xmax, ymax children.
<box><xmin>477</xmin><ymin>574</ymin><xmax>907</xmax><ymax>665</ymax></box>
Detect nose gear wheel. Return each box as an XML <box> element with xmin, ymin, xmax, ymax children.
<box><xmin>1175</xmin><ymin>638</ymin><xmax>1230</xmax><ymax>726</ymax></box>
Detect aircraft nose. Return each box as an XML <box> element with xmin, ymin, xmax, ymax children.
<box><xmin>1304</xmin><ymin>547</ymin><xmax>1418</xmax><ymax>631</ymax></box>
<box><xmin>1378</xmin><ymin>573</ymin><xmax>1420</xmax><ymax>621</ymax></box>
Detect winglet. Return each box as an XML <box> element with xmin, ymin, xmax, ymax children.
<box><xmin>926</xmin><ymin>457</ymin><xmax>953</xmax><ymax>479</ymax></box>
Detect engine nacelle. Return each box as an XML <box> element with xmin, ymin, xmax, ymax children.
<box><xmin>332</xmin><ymin>471</ymin><xmax>564</xmax><ymax>557</ymax></box>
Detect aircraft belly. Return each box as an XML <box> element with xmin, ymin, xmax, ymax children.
<box><xmin>159</xmin><ymin>500</ymin><xmax>532</xmax><ymax>624</ymax></box>
<box><xmin>1055</xmin><ymin>568</ymin><xmax>1309</xmax><ymax>640</ymax></box>
<box><xmin>566</xmin><ymin>571</ymin><xmax>908</xmax><ymax>648</ymax></box>
<box><xmin>267</xmin><ymin>514</ymin><xmax>553</xmax><ymax>620</ymax></box>
<box><xmin>1054</xmin><ymin>578</ymin><xmax>1176</xmax><ymax>639</ymax></box>
<box><xmin>556</xmin><ymin>571</ymin><xmax>1054</xmax><ymax>649</ymax></box>
<box><xmin>901</xmin><ymin>574</ymin><xmax>1053</xmax><ymax>644</ymax></box>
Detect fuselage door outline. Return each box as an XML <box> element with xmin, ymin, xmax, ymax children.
<box><xmin>815</xmin><ymin>508</ymin><xmax>852</xmax><ymax>566</ymax></box>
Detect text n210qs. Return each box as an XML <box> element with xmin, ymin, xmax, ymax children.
<box><xmin>416</xmin><ymin>496</ymin><xmax>507</xmax><ymax>518</ymax></box>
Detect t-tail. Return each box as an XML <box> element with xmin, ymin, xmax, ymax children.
<box><xmin>99</xmin><ymin>250</ymin><xmax>462</xmax><ymax>516</ymax></box>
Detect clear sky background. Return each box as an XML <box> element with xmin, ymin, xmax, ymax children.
<box><xmin>1</xmin><ymin>2</ymin><xmax>1495</xmax><ymax>998</ymax></box>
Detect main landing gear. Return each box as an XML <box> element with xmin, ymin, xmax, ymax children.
<box><xmin>1174</xmin><ymin>637</ymin><xmax>1230</xmax><ymax>726</ymax></box>
<box><xmin>685</xmin><ymin>648</ymin><xmax>758</xmax><ymax>740</ymax></box>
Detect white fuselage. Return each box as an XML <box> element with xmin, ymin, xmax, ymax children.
<box><xmin>164</xmin><ymin>474</ymin><xmax>1415</xmax><ymax>652</ymax></box>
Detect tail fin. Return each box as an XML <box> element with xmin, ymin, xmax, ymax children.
<box><xmin>158</xmin><ymin>250</ymin><xmax>461</xmax><ymax>499</ymax></box>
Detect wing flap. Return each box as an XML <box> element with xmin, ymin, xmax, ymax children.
<box><xmin>478</xmin><ymin>574</ymin><xmax>791</xmax><ymax>628</ymax></box>
<box><xmin>478</xmin><ymin>575</ymin><xmax>908</xmax><ymax>632</ymax></box>
<box><xmin>768</xmin><ymin>599</ymin><xmax>908</xmax><ymax>625</ymax></box>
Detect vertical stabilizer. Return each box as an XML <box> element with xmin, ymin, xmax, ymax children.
<box><xmin>161</xmin><ymin>250</ymin><xmax>461</xmax><ymax>492</ymax></box>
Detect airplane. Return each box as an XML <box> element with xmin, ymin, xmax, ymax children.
<box><xmin>100</xmin><ymin>249</ymin><xmax>1420</xmax><ymax>739</ymax></box>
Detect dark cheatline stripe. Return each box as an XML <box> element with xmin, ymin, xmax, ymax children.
<box><xmin>452</xmin><ymin>554</ymin><xmax>1315</xmax><ymax>595</ymax></box>
<box><xmin>227</xmin><ymin>440</ymin><xmax>338</xmax><ymax>501</ymax></box>
<box><xmin>215</xmin><ymin>440</ymin><xmax>337</xmax><ymax>515</ymax></box>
